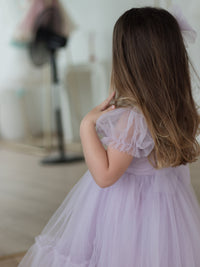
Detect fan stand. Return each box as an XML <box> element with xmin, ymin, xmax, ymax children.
<box><xmin>41</xmin><ymin>39</ymin><xmax>84</xmax><ymax>164</ymax></box>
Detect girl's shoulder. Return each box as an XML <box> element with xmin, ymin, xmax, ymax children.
<box><xmin>96</xmin><ymin>106</ymin><xmax>143</xmax><ymax>125</ymax></box>
<box><xmin>96</xmin><ymin>106</ymin><xmax>154</xmax><ymax>158</ymax></box>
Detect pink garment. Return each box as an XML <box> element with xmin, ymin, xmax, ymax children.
<box><xmin>18</xmin><ymin>107</ymin><xmax>200</xmax><ymax>266</ymax></box>
<box><xmin>15</xmin><ymin>0</ymin><xmax>76</xmax><ymax>42</ymax></box>
<box><xmin>18</xmin><ymin>0</ymin><xmax>52</xmax><ymax>40</ymax></box>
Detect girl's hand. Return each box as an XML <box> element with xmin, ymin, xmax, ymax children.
<box><xmin>81</xmin><ymin>91</ymin><xmax>116</xmax><ymax>126</ymax></box>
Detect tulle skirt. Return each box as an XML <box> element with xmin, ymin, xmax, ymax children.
<box><xmin>18</xmin><ymin>165</ymin><xmax>200</xmax><ymax>267</ymax></box>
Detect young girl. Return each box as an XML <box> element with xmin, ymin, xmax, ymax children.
<box><xmin>19</xmin><ymin>7</ymin><xmax>200</xmax><ymax>267</ymax></box>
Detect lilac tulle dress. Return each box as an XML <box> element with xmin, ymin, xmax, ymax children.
<box><xmin>18</xmin><ymin>107</ymin><xmax>200</xmax><ymax>267</ymax></box>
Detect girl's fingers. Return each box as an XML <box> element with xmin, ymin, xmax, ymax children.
<box><xmin>101</xmin><ymin>104</ymin><xmax>115</xmax><ymax>115</ymax></box>
<box><xmin>100</xmin><ymin>91</ymin><xmax>116</xmax><ymax>110</ymax></box>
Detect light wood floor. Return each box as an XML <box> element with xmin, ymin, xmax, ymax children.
<box><xmin>0</xmin><ymin>252</ymin><xmax>25</xmax><ymax>267</ymax></box>
<box><xmin>0</xmin><ymin>149</ymin><xmax>87</xmax><ymax>258</ymax></box>
<box><xmin>0</xmin><ymin>149</ymin><xmax>199</xmax><ymax>267</ymax></box>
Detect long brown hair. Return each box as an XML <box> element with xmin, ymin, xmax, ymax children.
<box><xmin>110</xmin><ymin>7</ymin><xmax>200</xmax><ymax>168</ymax></box>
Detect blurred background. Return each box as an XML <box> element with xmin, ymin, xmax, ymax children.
<box><xmin>0</xmin><ymin>0</ymin><xmax>200</xmax><ymax>266</ymax></box>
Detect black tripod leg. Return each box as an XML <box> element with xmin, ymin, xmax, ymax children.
<box><xmin>55</xmin><ymin>107</ymin><xmax>65</xmax><ymax>158</ymax></box>
<box><xmin>50</xmin><ymin>49</ymin><xmax>58</xmax><ymax>84</ymax></box>
<box><xmin>41</xmin><ymin>50</ymin><xmax>84</xmax><ymax>164</ymax></box>
<box><xmin>51</xmin><ymin>50</ymin><xmax>66</xmax><ymax>158</ymax></box>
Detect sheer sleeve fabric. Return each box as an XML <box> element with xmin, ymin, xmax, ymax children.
<box><xmin>96</xmin><ymin>107</ymin><xmax>154</xmax><ymax>158</ymax></box>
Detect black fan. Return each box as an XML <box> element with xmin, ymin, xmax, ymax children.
<box><xmin>30</xmin><ymin>6</ymin><xmax>84</xmax><ymax>164</ymax></box>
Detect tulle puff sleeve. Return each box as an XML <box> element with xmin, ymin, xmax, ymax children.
<box><xmin>96</xmin><ymin>107</ymin><xmax>154</xmax><ymax>158</ymax></box>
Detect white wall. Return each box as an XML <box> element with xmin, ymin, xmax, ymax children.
<box><xmin>0</xmin><ymin>1</ymin><xmax>50</xmax><ymax>140</ymax></box>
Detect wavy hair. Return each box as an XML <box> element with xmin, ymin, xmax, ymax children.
<box><xmin>110</xmin><ymin>7</ymin><xmax>200</xmax><ymax>168</ymax></box>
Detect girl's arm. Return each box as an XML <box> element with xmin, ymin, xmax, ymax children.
<box><xmin>80</xmin><ymin>92</ymin><xmax>133</xmax><ymax>188</ymax></box>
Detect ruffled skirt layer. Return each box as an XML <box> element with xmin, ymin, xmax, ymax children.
<box><xmin>19</xmin><ymin>166</ymin><xmax>200</xmax><ymax>267</ymax></box>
